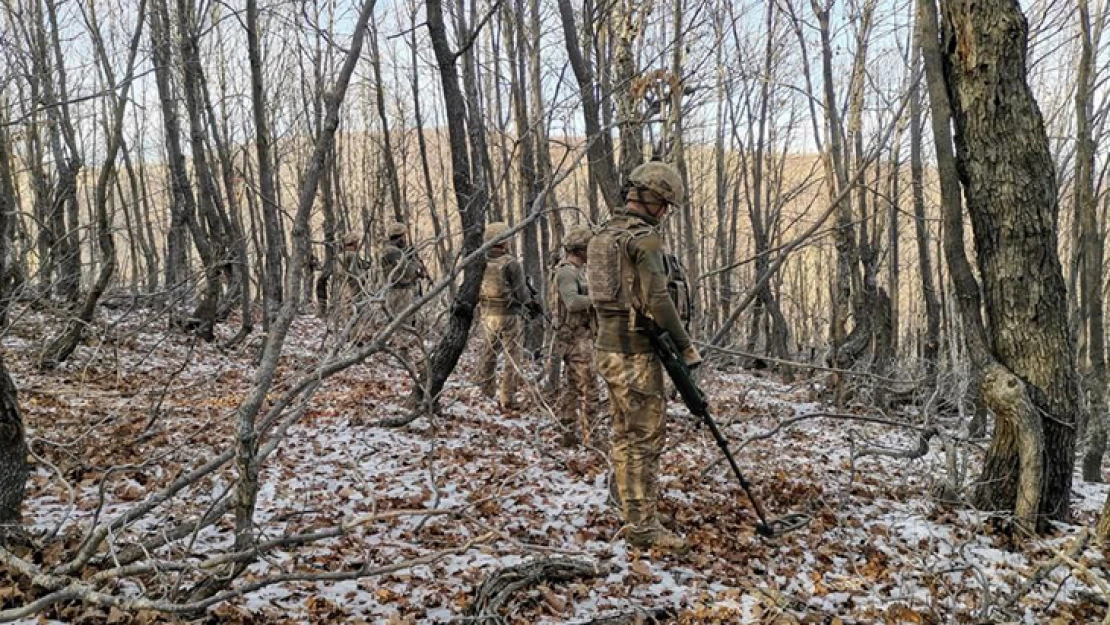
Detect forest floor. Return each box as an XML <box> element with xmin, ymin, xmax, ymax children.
<box><xmin>5</xmin><ymin>304</ymin><xmax>1109</xmax><ymax>624</ymax></box>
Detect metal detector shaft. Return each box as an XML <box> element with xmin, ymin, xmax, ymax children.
<box><xmin>644</xmin><ymin>328</ymin><xmax>801</xmax><ymax>537</ymax></box>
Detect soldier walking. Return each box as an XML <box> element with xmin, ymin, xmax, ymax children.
<box><xmin>550</xmin><ymin>226</ymin><xmax>600</xmax><ymax>446</ymax></box>
<box><xmin>587</xmin><ymin>162</ymin><xmax>702</xmax><ymax>553</ymax></box>
<box><xmin>476</xmin><ymin>222</ymin><xmax>534</xmax><ymax>411</ymax></box>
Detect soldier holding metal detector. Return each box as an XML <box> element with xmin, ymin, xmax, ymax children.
<box><xmin>588</xmin><ymin>162</ymin><xmax>808</xmax><ymax>553</ymax></box>
<box><xmin>587</xmin><ymin>162</ymin><xmax>701</xmax><ymax>553</ymax></box>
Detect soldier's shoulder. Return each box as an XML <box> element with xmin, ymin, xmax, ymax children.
<box><xmin>628</xmin><ymin>229</ymin><xmax>662</xmax><ymax>254</ymax></box>
<box><xmin>553</xmin><ymin>262</ymin><xmax>577</xmax><ymax>278</ymax></box>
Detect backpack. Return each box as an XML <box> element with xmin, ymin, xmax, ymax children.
<box><xmin>480</xmin><ymin>254</ymin><xmax>513</xmax><ymax>304</ymax></box>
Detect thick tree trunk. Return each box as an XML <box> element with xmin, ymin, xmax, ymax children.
<box><xmin>940</xmin><ymin>0</ymin><xmax>1082</xmax><ymax>523</ymax></box>
<box><xmin>0</xmin><ymin>355</ymin><xmax>26</xmax><ymax>535</ymax></box>
<box><xmin>917</xmin><ymin>0</ymin><xmax>992</xmax><ymax>445</ymax></box>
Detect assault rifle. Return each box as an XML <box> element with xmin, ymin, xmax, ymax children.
<box><xmin>523</xmin><ymin>277</ymin><xmax>549</xmax><ymax>324</ymax></box>
<box><xmin>644</xmin><ymin>326</ymin><xmax>810</xmax><ymax>538</ymax></box>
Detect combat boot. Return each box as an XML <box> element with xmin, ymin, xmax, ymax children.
<box><xmin>626</xmin><ymin>520</ymin><xmax>689</xmax><ymax>555</ymax></box>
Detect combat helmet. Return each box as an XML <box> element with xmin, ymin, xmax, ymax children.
<box><xmin>628</xmin><ymin>161</ymin><xmax>684</xmax><ymax>206</ymax></box>
<box><xmin>387</xmin><ymin>222</ymin><xmax>406</xmax><ymax>238</ymax></box>
<box><xmin>484</xmin><ymin>221</ymin><xmax>510</xmax><ymax>245</ymax></box>
<box><xmin>563</xmin><ymin>226</ymin><xmax>592</xmax><ymax>251</ymax></box>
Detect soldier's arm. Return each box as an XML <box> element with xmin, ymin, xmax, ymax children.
<box><xmin>556</xmin><ymin>266</ymin><xmax>591</xmax><ymax>313</ymax></box>
<box><xmin>631</xmin><ymin>235</ymin><xmax>693</xmax><ymax>351</ymax></box>
<box><xmin>506</xmin><ymin>260</ymin><xmax>531</xmax><ymax>307</ymax></box>
<box><xmin>381</xmin><ymin>247</ymin><xmax>401</xmax><ymax>282</ymax></box>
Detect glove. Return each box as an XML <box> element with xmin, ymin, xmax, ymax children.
<box><xmin>682</xmin><ymin>345</ymin><xmax>703</xmax><ymax>369</ymax></box>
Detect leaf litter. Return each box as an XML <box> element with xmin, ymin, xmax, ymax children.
<box><xmin>4</xmin><ymin>306</ymin><xmax>1107</xmax><ymax>624</ymax></box>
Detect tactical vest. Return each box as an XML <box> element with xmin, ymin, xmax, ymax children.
<box><xmin>382</xmin><ymin>244</ymin><xmax>418</xmax><ymax>288</ymax></box>
<box><xmin>480</xmin><ymin>254</ymin><xmax>514</xmax><ymax>307</ymax></box>
<box><xmin>586</xmin><ymin>216</ymin><xmax>655</xmax><ymax>315</ymax></box>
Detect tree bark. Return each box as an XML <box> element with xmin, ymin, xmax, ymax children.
<box><xmin>557</xmin><ymin>0</ymin><xmax>621</xmax><ymax>209</ymax></box>
<box><xmin>908</xmin><ymin>31</ymin><xmax>941</xmax><ymax>377</ymax></box>
<box><xmin>247</xmin><ymin>0</ymin><xmax>285</xmax><ymax>334</ymax></box>
<box><xmin>1077</xmin><ymin>0</ymin><xmax>1107</xmax><ymax>483</ymax></box>
<box><xmin>412</xmin><ymin>0</ymin><xmax>490</xmax><ymax>410</ymax></box>
<box><xmin>939</xmin><ymin>0</ymin><xmax>1082</xmax><ymax>522</ymax></box>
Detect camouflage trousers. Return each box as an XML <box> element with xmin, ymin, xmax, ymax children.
<box><xmin>383</xmin><ymin>286</ymin><xmax>425</xmax><ymax>365</ymax></box>
<box><xmin>596</xmin><ymin>350</ymin><xmax>666</xmax><ymax>527</ymax></box>
<box><xmin>334</xmin><ymin>285</ymin><xmax>374</xmax><ymax>344</ymax></box>
<box><xmin>477</xmin><ymin>312</ymin><xmax>524</xmax><ymax>406</ymax></box>
<box><xmin>385</xmin><ymin>287</ymin><xmax>415</xmax><ymax>321</ymax></box>
<box><xmin>556</xmin><ymin>332</ymin><xmax>600</xmax><ymax>444</ymax></box>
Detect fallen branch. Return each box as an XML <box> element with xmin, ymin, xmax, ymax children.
<box><xmin>468</xmin><ymin>558</ymin><xmax>605</xmax><ymax>622</ymax></box>
<box><xmin>0</xmin><ymin>533</ymin><xmax>493</xmax><ymax>622</ymax></box>
<box><xmin>574</xmin><ymin>607</ymin><xmax>676</xmax><ymax>624</ymax></box>
<box><xmin>1001</xmin><ymin>528</ymin><xmax>1090</xmax><ymax>614</ymax></box>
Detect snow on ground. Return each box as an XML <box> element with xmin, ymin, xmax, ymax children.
<box><xmin>5</xmin><ymin>305</ymin><xmax>1110</xmax><ymax>623</ymax></box>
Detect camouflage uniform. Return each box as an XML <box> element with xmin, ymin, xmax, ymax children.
<box><xmin>381</xmin><ymin>223</ymin><xmax>424</xmax><ymax>325</ymax></box>
<box><xmin>335</xmin><ymin>234</ymin><xmax>373</xmax><ymax>343</ymax></box>
<box><xmin>550</xmin><ymin>229</ymin><xmax>599</xmax><ymax>445</ymax></box>
<box><xmin>587</xmin><ymin>162</ymin><xmax>697</xmax><ymax>553</ymax></box>
<box><xmin>477</xmin><ymin>223</ymin><xmax>531</xmax><ymax>410</ymax></box>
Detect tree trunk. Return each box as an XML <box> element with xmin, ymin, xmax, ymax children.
<box><xmin>413</xmin><ymin>0</ymin><xmax>490</xmax><ymax>410</ymax></box>
<box><xmin>229</xmin><ymin>0</ymin><xmax>376</xmax><ymax>574</ymax></box>
<box><xmin>506</xmin><ymin>0</ymin><xmax>544</xmax><ymax>355</ymax></box>
<box><xmin>940</xmin><ymin>0</ymin><xmax>1082</xmax><ymax>523</ymax></box>
<box><xmin>39</xmin><ymin>0</ymin><xmax>145</xmax><ymax>367</ymax></box>
<box><xmin>917</xmin><ymin>0</ymin><xmax>992</xmax><ymax>445</ymax></box>
<box><xmin>909</xmin><ymin>31</ymin><xmax>941</xmax><ymax>377</ymax></box>
<box><xmin>370</xmin><ymin>21</ymin><xmax>404</xmax><ymax>222</ymax></box>
<box><xmin>1077</xmin><ymin>0</ymin><xmax>1107</xmax><ymax>483</ymax></box>
<box><xmin>557</xmin><ymin>0</ymin><xmax>621</xmax><ymax>209</ymax></box>
<box><xmin>247</xmin><ymin>0</ymin><xmax>285</xmax><ymax>334</ymax></box>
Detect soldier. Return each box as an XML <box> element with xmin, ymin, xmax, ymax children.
<box><xmin>477</xmin><ymin>221</ymin><xmax>532</xmax><ymax>411</ymax></box>
<box><xmin>381</xmin><ymin>222</ymin><xmax>426</xmax><ymax>324</ymax></box>
<box><xmin>587</xmin><ymin>162</ymin><xmax>702</xmax><ymax>554</ymax></box>
<box><xmin>550</xmin><ymin>226</ymin><xmax>600</xmax><ymax>446</ymax></box>
<box><xmin>335</xmin><ymin>232</ymin><xmax>372</xmax><ymax>343</ymax></box>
